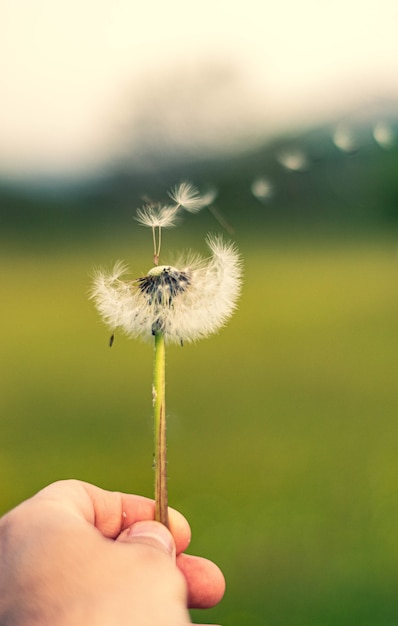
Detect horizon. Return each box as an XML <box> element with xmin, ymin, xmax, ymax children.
<box><xmin>1</xmin><ymin>0</ymin><xmax>398</xmax><ymax>182</ymax></box>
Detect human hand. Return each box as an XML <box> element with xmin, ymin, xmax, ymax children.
<box><xmin>0</xmin><ymin>480</ymin><xmax>225</xmax><ymax>625</ymax></box>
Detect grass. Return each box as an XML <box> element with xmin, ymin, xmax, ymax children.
<box><xmin>1</xmin><ymin>228</ymin><xmax>398</xmax><ymax>625</ymax></box>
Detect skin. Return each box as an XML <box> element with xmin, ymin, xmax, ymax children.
<box><xmin>0</xmin><ymin>480</ymin><xmax>225</xmax><ymax>625</ymax></box>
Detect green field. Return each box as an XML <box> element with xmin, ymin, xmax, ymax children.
<box><xmin>1</xmin><ymin>228</ymin><xmax>398</xmax><ymax>625</ymax></box>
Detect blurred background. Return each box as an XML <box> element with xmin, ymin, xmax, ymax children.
<box><xmin>1</xmin><ymin>0</ymin><xmax>398</xmax><ymax>624</ymax></box>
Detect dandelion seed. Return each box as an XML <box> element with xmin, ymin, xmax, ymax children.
<box><xmin>251</xmin><ymin>177</ymin><xmax>274</xmax><ymax>202</ymax></box>
<box><xmin>167</xmin><ymin>182</ymin><xmax>203</xmax><ymax>213</ymax></box>
<box><xmin>332</xmin><ymin>124</ymin><xmax>358</xmax><ymax>153</ymax></box>
<box><xmin>135</xmin><ymin>204</ymin><xmax>179</xmax><ymax>229</ymax></box>
<box><xmin>277</xmin><ymin>148</ymin><xmax>308</xmax><ymax>171</ymax></box>
<box><xmin>197</xmin><ymin>186</ymin><xmax>218</xmax><ymax>208</ymax></box>
<box><xmin>136</xmin><ymin>204</ymin><xmax>180</xmax><ymax>265</ymax></box>
<box><xmin>90</xmin><ymin>235</ymin><xmax>242</xmax><ymax>345</ymax></box>
<box><xmin>138</xmin><ymin>183</ymin><xmax>220</xmax><ymax>264</ymax></box>
<box><xmin>373</xmin><ymin>121</ymin><xmax>394</xmax><ymax>149</ymax></box>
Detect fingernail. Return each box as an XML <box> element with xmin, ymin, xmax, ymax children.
<box><xmin>126</xmin><ymin>520</ymin><xmax>175</xmax><ymax>557</ymax></box>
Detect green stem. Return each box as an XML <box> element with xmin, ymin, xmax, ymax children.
<box><xmin>153</xmin><ymin>331</ymin><xmax>169</xmax><ymax>526</ymax></box>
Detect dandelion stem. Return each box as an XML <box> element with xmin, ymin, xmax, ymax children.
<box><xmin>153</xmin><ymin>330</ymin><xmax>169</xmax><ymax>526</ymax></box>
<box><xmin>156</xmin><ymin>226</ymin><xmax>162</xmax><ymax>263</ymax></box>
<box><xmin>152</xmin><ymin>227</ymin><xmax>159</xmax><ymax>265</ymax></box>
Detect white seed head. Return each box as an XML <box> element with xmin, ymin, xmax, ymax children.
<box><xmin>90</xmin><ymin>235</ymin><xmax>242</xmax><ymax>344</ymax></box>
<box><xmin>167</xmin><ymin>182</ymin><xmax>203</xmax><ymax>213</ymax></box>
<box><xmin>136</xmin><ymin>204</ymin><xmax>179</xmax><ymax>229</ymax></box>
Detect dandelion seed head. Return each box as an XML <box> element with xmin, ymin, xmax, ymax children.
<box><xmin>138</xmin><ymin>266</ymin><xmax>191</xmax><ymax>305</ymax></box>
<box><xmin>90</xmin><ymin>235</ymin><xmax>242</xmax><ymax>345</ymax></box>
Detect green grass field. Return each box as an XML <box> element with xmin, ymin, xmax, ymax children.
<box><xmin>1</xmin><ymin>228</ymin><xmax>398</xmax><ymax>625</ymax></box>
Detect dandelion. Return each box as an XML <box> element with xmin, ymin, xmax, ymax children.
<box><xmin>90</xmin><ymin>184</ymin><xmax>242</xmax><ymax>526</ymax></box>
<box><xmin>91</xmin><ymin>235</ymin><xmax>241</xmax><ymax>345</ymax></box>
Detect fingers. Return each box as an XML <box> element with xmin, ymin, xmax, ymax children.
<box><xmin>34</xmin><ymin>481</ymin><xmax>225</xmax><ymax>610</ymax></box>
<box><xmin>116</xmin><ymin>520</ymin><xmax>176</xmax><ymax>561</ymax></box>
<box><xmin>177</xmin><ymin>553</ymin><xmax>226</xmax><ymax>609</ymax></box>
<box><xmin>34</xmin><ymin>480</ymin><xmax>191</xmax><ymax>552</ymax></box>
<box><xmin>116</xmin><ymin>520</ymin><xmax>225</xmax><ymax>610</ymax></box>
<box><xmin>84</xmin><ymin>481</ymin><xmax>191</xmax><ymax>552</ymax></box>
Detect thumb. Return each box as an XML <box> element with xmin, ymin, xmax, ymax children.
<box><xmin>116</xmin><ymin>520</ymin><xmax>176</xmax><ymax>561</ymax></box>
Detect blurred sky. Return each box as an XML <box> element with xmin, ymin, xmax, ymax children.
<box><xmin>1</xmin><ymin>0</ymin><xmax>398</xmax><ymax>180</ymax></box>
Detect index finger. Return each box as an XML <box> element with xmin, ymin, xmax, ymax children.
<box><xmin>34</xmin><ymin>479</ymin><xmax>191</xmax><ymax>553</ymax></box>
